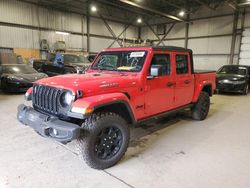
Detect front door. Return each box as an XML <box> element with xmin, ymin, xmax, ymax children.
<box><xmin>174</xmin><ymin>53</ymin><xmax>194</xmax><ymax>107</ymax></box>
<box><xmin>145</xmin><ymin>53</ymin><xmax>175</xmax><ymax>116</ymax></box>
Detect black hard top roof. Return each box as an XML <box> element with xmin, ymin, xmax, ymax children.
<box><xmin>105</xmin><ymin>46</ymin><xmax>193</xmax><ymax>53</ymax></box>
<box><xmin>151</xmin><ymin>46</ymin><xmax>193</xmax><ymax>53</ymax></box>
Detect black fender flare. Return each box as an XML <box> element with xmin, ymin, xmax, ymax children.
<box><xmin>93</xmin><ymin>100</ymin><xmax>136</xmax><ymax>125</ymax></box>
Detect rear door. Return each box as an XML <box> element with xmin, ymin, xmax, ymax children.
<box><xmin>145</xmin><ymin>52</ymin><xmax>175</xmax><ymax>115</ymax></box>
<box><xmin>174</xmin><ymin>53</ymin><xmax>194</xmax><ymax>107</ymax></box>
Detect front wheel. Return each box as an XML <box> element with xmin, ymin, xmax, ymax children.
<box><xmin>191</xmin><ymin>91</ymin><xmax>210</xmax><ymax>121</ymax></box>
<box><xmin>76</xmin><ymin>112</ymin><xmax>130</xmax><ymax>169</ymax></box>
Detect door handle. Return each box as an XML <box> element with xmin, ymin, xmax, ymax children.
<box><xmin>166</xmin><ymin>82</ymin><xmax>176</xmax><ymax>87</ymax></box>
<box><xmin>184</xmin><ymin>80</ymin><xmax>191</xmax><ymax>84</ymax></box>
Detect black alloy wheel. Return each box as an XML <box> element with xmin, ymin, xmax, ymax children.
<box><xmin>76</xmin><ymin>112</ymin><xmax>130</xmax><ymax>169</ymax></box>
<box><xmin>200</xmin><ymin>96</ymin><xmax>209</xmax><ymax>117</ymax></box>
<box><xmin>94</xmin><ymin>126</ymin><xmax>123</xmax><ymax>160</ymax></box>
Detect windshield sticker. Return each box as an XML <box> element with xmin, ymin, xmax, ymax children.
<box><xmin>130</xmin><ymin>52</ymin><xmax>145</xmax><ymax>58</ymax></box>
<box><xmin>117</xmin><ymin>66</ymin><xmax>135</xmax><ymax>70</ymax></box>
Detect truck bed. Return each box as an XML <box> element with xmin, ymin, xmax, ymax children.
<box><xmin>194</xmin><ymin>71</ymin><xmax>216</xmax><ymax>93</ymax></box>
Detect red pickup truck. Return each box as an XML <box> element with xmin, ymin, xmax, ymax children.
<box><xmin>17</xmin><ymin>46</ymin><xmax>216</xmax><ymax>169</ymax></box>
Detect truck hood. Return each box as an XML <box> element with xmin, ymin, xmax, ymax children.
<box><xmin>35</xmin><ymin>72</ymin><xmax>139</xmax><ymax>95</ymax></box>
<box><xmin>216</xmin><ymin>74</ymin><xmax>246</xmax><ymax>81</ymax></box>
<box><xmin>5</xmin><ymin>73</ymin><xmax>48</xmax><ymax>83</ymax></box>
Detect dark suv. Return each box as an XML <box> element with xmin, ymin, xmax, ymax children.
<box><xmin>34</xmin><ymin>54</ymin><xmax>91</xmax><ymax>76</ymax></box>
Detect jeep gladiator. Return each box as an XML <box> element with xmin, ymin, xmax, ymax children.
<box><xmin>17</xmin><ymin>46</ymin><xmax>216</xmax><ymax>169</ymax></box>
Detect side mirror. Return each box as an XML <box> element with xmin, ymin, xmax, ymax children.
<box><xmin>77</xmin><ymin>67</ymin><xmax>85</xmax><ymax>74</ymax></box>
<box><xmin>77</xmin><ymin>69</ymin><xmax>83</xmax><ymax>74</ymax></box>
<box><xmin>150</xmin><ymin>65</ymin><xmax>166</xmax><ymax>77</ymax></box>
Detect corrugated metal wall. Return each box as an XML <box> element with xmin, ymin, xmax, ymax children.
<box><xmin>0</xmin><ymin>0</ymin><xmax>249</xmax><ymax>70</ymax></box>
<box><xmin>244</xmin><ymin>11</ymin><xmax>250</xmax><ymax>27</ymax></box>
<box><xmin>141</xmin><ymin>6</ymin><xmax>250</xmax><ymax>71</ymax></box>
<box><xmin>239</xmin><ymin>28</ymin><xmax>250</xmax><ymax>65</ymax></box>
<box><xmin>0</xmin><ymin>0</ymin><xmax>138</xmax><ymax>52</ymax></box>
<box><xmin>0</xmin><ymin>0</ymin><xmax>83</xmax><ymax>32</ymax></box>
<box><xmin>0</xmin><ymin>0</ymin><xmax>84</xmax><ymax>49</ymax></box>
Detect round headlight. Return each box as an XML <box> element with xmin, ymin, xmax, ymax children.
<box><xmin>60</xmin><ymin>92</ymin><xmax>74</xmax><ymax>107</ymax></box>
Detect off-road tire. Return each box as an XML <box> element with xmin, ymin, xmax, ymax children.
<box><xmin>191</xmin><ymin>91</ymin><xmax>210</xmax><ymax>121</ymax></box>
<box><xmin>76</xmin><ymin>112</ymin><xmax>130</xmax><ymax>169</ymax></box>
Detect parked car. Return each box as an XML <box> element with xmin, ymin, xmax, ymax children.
<box><xmin>33</xmin><ymin>53</ymin><xmax>91</xmax><ymax>77</ymax></box>
<box><xmin>17</xmin><ymin>46</ymin><xmax>216</xmax><ymax>169</ymax></box>
<box><xmin>216</xmin><ymin>65</ymin><xmax>250</xmax><ymax>95</ymax></box>
<box><xmin>0</xmin><ymin>64</ymin><xmax>48</xmax><ymax>92</ymax></box>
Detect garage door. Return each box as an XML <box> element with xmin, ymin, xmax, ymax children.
<box><xmin>0</xmin><ymin>48</ymin><xmax>13</xmax><ymax>53</ymax></box>
<box><xmin>239</xmin><ymin>28</ymin><xmax>250</xmax><ymax>65</ymax></box>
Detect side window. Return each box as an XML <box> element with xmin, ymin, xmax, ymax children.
<box><xmin>150</xmin><ymin>54</ymin><xmax>171</xmax><ymax>76</ymax></box>
<box><xmin>176</xmin><ymin>54</ymin><xmax>189</xmax><ymax>74</ymax></box>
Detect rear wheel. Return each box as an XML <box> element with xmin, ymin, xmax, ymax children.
<box><xmin>191</xmin><ymin>91</ymin><xmax>210</xmax><ymax>121</ymax></box>
<box><xmin>76</xmin><ymin>112</ymin><xmax>130</xmax><ymax>169</ymax></box>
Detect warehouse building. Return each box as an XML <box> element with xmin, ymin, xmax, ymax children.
<box><xmin>0</xmin><ymin>0</ymin><xmax>250</xmax><ymax>187</ymax></box>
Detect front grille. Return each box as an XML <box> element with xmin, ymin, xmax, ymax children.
<box><xmin>32</xmin><ymin>85</ymin><xmax>62</xmax><ymax>115</ymax></box>
<box><xmin>217</xmin><ymin>83</ymin><xmax>245</xmax><ymax>91</ymax></box>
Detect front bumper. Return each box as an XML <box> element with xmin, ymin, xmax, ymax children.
<box><xmin>3</xmin><ymin>82</ymin><xmax>33</xmax><ymax>92</ymax></box>
<box><xmin>17</xmin><ymin>104</ymin><xmax>80</xmax><ymax>143</ymax></box>
<box><xmin>216</xmin><ymin>82</ymin><xmax>246</xmax><ymax>93</ymax></box>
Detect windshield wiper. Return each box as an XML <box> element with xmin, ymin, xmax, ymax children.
<box><xmin>93</xmin><ymin>67</ymin><xmax>116</xmax><ymax>72</ymax></box>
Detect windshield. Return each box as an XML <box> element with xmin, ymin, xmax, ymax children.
<box><xmin>91</xmin><ymin>51</ymin><xmax>148</xmax><ymax>72</ymax></box>
<box><xmin>3</xmin><ymin>65</ymin><xmax>37</xmax><ymax>74</ymax></box>
<box><xmin>49</xmin><ymin>54</ymin><xmax>90</xmax><ymax>64</ymax></box>
<box><xmin>218</xmin><ymin>66</ymin><xmax>247</xmax><ymax>75</ymax></box>
<box><xmin>64</xmin><ymin>55</ymin><xmax>90</xmax><ymax>64</ymax></box>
